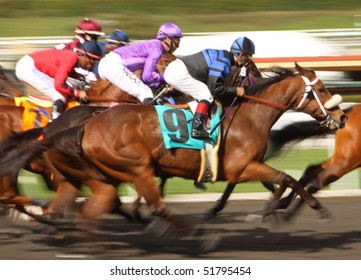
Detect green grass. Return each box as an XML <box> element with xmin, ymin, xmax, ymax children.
<box><xmin>0</xmin><ymin>1</ymin><xmax>361</xmax><ymax>38</ymax></box>
<box><xmin>18</xmin><ymin>148</ymin><xmax>361</xmax><ymax>200</ymax></box>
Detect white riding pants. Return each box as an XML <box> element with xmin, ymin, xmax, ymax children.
<box><xmin>98</xmin><ymin>52</ymin><xmax>153</xmax><ymax>103</ymax></box>
<box><xmin>164</xmin><ymin>58</ymin><xmax>213</xmax><ymax>103</ymax></box>
<box><xmin>15</xmin><ymin>55</ymin><xmax>66</xmax><ymax>102</ymax></box>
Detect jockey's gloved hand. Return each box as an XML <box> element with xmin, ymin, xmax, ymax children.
<box><xmin>77</xmin><ymin>90</ymin><xmax>88</xmax><ymax>104</ymax></box>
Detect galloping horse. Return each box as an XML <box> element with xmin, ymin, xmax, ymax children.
<box><xmin>14</xmin><ymin>63</ymin><xmax>343</xmax><ymax>229</ymax></box>
<box><xmin>262</xmin><ymin>104</ymin><xmax>361</xmax><ymax>220</ymax></box>
<box><xmin>0</xmin><ymin>67</ymin><xmax>25</xmax><ymax>105</ymax></box>
<box><xmin>0</xmin><ymin>58</ymin><xmax>263</xmax><ymax>224</ymax></box>
<box><xmin>0</xmin><ymin>53</ymin><xmax>176</xmax><ymax>215</ymax></box>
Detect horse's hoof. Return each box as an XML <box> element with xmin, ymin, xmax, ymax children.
<box><xmin>318</xmin><ymin>208</ymin><xmax>333</xmax><ymax>223</ymax></box>
<box><xmin>193</xmin><ymin>180</ymin><xmax>207</xmax><ymax>190</ymax></box>
<box><xmin>145</xmin><ymin>218</ymin><xmax>172</xmax><ymax>239</ymax></box>
<box><xmin>245</xmin><ymin>213</ymin><xmax>264</xmax><ymax>223</ymax></box>
<box><xmin>199</xmin><ymin>230</ymin><xmax>220</xmax><ymax>253</ymax></box>
<box><xmin>203</xmin><ymin>210</ymin><xmax>217</xmax><ymax>221</ymax></box>
<box><xmin>32</xmin><ymin>223</ymin><xmax>59</xmax><ymax>235</ymax></box>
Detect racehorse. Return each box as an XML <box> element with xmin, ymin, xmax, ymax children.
<box><xmin>0</xmin><ymin>67</ymin><xmax>25</xmax><ymax>105</ymax></box>
<box><xmin>0</xmin><ymin>53</ymin><xmax>177</xmax><ymax>217</ymax></box>
<box><xmin>262</xmin><ymin>104</ymin><xmax>361</xmax><ymax>220</ymax></box>
<box><xmin>2</xmin><ymin>63</ymin><xmax>344</xmax><ymax>231</ymax></box>
<box><xmin>0</xmin><ymin>58</ymin><xmax>263</xmax><ymax>225</ymax></box>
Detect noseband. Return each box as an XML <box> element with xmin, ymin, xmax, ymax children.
<box><xmin>296</xmin><ymin>75</ymin><xmax>342</xmax><ymax>127</ymax></box>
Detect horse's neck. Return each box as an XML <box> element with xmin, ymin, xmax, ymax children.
<box><xmin>228</xmin><ymin>78</ymin><xmax>298</xmax><ymax>136</ymax></box>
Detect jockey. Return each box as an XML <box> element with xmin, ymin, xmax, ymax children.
<box><xmin>98</xmin><ymin>22</ymin><xmax>182</xmax><ymax>104</ymax></box>
<box><xmin>164</xmin><ymin>36</ymin><xmax>256</xmax><ymax>139</ymax></box>
<box><xmin>92</xmin><ymin>29</ymin><xmax>130</xmax><ymax>77</ymax></box>
<box><xmin>100</xmin><ymin>29</ymin><xmax>130</xmax><ymax>55</ymax></box>
<box><xmin>15</xmin><ymin>41</ymin><xmax>102</xmax><ymax>120</ymax></box>
<box><xmin>55</xmin><ymin>18</ymin><xmax>105</xmax><ymax>51</ymax></box>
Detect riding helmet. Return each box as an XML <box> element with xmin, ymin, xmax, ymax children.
<box><xmin>75</xmin><ymin>18</ymin><xmax>105</xmax><ymax>36</ymax></box>
<box><xmin>106</xmin><ymin>29</ymin><xmax>129</xmax><ymax>45</ymax></box>
<box><xmin>157</xmin><ymin>23</ymin><xmax>183</xmax><ymax>39</ymax></box>
<box><xmin>230</xmin><ymin>36</ymin><xmax>255</xmax><ymax>55</ymax></box>
<box><xmin>75</xmin><ymin>41</ymin><xmax>103</xmax><ymax>60</ymax></box>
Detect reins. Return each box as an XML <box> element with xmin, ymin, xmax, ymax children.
<box><xmin>242</xmin><ymin>94</ymin><xmax>286</xmax><ymax>110</ymax></box>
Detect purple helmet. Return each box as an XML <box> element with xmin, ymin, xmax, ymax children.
<box><xmin>156</xmin><ymin>23</ymin><xmax>182</xmax><ymax>39</ymax></box>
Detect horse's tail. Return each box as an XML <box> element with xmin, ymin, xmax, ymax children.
<box><xmin>266</xmin><ymin>120</ymin><xmax>332</xmax><ymax>160</ymax></box>
<box><xmin>0</xmin><ymin>123</ymin><xmax>86</xmax><ymax>178</ymax></box>
<box><xmin>0</xmin><ymin>127</ymin><xmax>46</xmax><ymax>177</ymax></box>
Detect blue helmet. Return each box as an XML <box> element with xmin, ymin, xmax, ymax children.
<box><xmin>75</xmin><ymin>41</ymin><xmax>103</xmax><ymax>60</ymax></box>
<box><xmin>230</xmin><ymin>37</ymin><xmax>255</xmax><ymax>55</ymax></box>
<box><xmin>106</xmin><ymin>29</ymin><xmax>129</xmax><ymax>45</ymax></box>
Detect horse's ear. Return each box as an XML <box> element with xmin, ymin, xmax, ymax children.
<box><xmin>294</xmin><ymin>62</ymin><xmax>302</xmax><ymax>71</ymax></box>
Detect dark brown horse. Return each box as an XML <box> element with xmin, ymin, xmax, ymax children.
<box><xmin>23</xmin><ymin>63</ymin><xmax>344</xmax><ymax>229</ymax></box>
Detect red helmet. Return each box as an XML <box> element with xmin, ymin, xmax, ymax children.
<box><xmin>75</xmin><ymin>18</ymin><xmax>105</xmax><ymax>36</ymax></box>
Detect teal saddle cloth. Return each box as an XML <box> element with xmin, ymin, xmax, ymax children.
<box><xmin>155</xmin><ymin>105</ymin><xmax>220</xmax><ymax>150</ymax></box>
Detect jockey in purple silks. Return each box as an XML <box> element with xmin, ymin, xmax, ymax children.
<box><xmin>98</xmin><ymin>23</ymin><xmax>182</xmax><ymax>104</ymax></box>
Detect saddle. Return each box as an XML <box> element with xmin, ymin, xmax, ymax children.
<box><xmin>14</xmin><ymin>95</ymin><xmax>79</xmax><ymax>131</ymax></box>
<box><xmin>155</xmin><ymin>101</ymin><xmax>222</xmax><ymax>189</ymax></box>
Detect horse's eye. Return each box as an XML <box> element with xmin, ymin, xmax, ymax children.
<box><xmin>318</xmin><ymin>87</ymin><xmax>325</xmax><ymax>93</ymax></box>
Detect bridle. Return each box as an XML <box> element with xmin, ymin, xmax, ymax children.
<box><xmin>294</xmin><ymin>74</ymin><xmax>342</xmax><ymax>127</ymax></box>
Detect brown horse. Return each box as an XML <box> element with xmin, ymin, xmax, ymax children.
<box><xmin>264</xmin><ymin>104</ymin><xmax>361</xmax><ymax>220</ymax></box>
<box><xmin>0</xmin><ymin>67</ymin><xmax>25</xmax><ymax>105</ymax></box>
<box><xmin>0</xmin><ymin>53</ymin><xmax>176</xmax><ymax>214</ymax></box>
<box><xmin>51</xmin><ymin>63</ymin><xmax>346</xmax><ymax>228</ymax></box>
<box><xmin>0</xmin><ymin>58</ymin><xmax>263</xmax><ymax>225</ymax></box>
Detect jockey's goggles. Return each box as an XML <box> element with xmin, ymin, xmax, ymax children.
<box><xmin>170</xmin><ymin>37</ymin><xmax>181</xmax><ymax>48</ymax></box>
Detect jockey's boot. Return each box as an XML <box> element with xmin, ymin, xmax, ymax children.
<box><xmin>51</xmin><ymin>99</ymin><xmax>66</xmax><ymax>121</ymax></box>
<box><xmin>191</xmin><ymin>100</ymin><xmax>210</xmax><ymax>139</ymax></box>
<box><xmin>143</xmin><ymin>97</ymin><xmax>155</xmax><ymax>105</ymax></box>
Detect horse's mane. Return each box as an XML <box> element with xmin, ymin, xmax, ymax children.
<box><xmin>219</xmin><ymin>66</ymin><xmax>295</xmax><ymax>105</ymax></box>
<box><xmin>245</xmin><ymin>66</ymin><xmax>295</xmax><ymax>97</ymax></box>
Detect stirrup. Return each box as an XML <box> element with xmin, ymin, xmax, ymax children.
<box><xmin>191</xmin><ymin>129</ymin><xmax>209</xmax><ymax>139</ymax></box>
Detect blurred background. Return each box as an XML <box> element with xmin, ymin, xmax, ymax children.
<box><xmin>1</xmin><ymin>0</ymin><xmax>361</xmax><ymax>197</ymax></box>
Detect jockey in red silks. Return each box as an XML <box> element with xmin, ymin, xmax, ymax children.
<box><xmin>98</xmin><ymin>22</ymin><xmax>182</xmax><ymax>105</ymax></box>
<box><xmin>15</xmin><ymin>41</ymin><xmax>103</xmax><ymax>120</ymax></box>
<box><xmin>164</xmin><ymin>36</ymin><xmax>256</xmax><ymax>139</ymax></box>
<box><xmin>56</xmin><ymin>18</ymin><xmax>105</xmax><ymax>51</ymax></box>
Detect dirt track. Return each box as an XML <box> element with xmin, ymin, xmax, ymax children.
<box><xmin>1</xmin><ymin>196</ymin><xmax>361</xmax><ymax>260</ymax></box>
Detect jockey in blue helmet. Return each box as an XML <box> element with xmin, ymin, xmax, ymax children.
<box><xmin>101</xmin><ymin>29</ymin><xmax>130</xmax><ymax>55</ymax></box>
<box><xmin>164</xmin><ymin>36</ymin><xmax>256</xmax><ymax>139</ymax></box>
<box><xmin>230</xmin><ymin>36</ymin><xmax>255</xmax><ymax>63</ymax></box>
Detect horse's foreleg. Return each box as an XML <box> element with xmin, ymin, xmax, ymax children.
<box><xmin>239</xmin><ymin>162</ymin><xmax>327</xmax><ymax>219</ymax></box>
<box><xmin>205</xmin><ymin>183</ymin><xmax>236</xmax><ymax>220</ymax></box>
<box><xmin>286</xmin><ymin>161</ymin><xmax>351</xmax><ymax>221</ymax></box>
<box><xmin>134</xmin><ymin>175</ymin><xmax>188</xmax><ymax>231</ymax></box>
